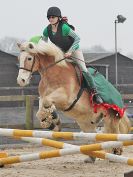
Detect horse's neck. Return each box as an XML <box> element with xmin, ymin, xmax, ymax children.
<box><xmin>39</xmin><ymin>55</ymin><xmax>54</xmax><ymax>68</ymax></box>
<box><xmin>38</xmin><ymin>57</ymin><xmax>80</xmax><ymax>91</ymax></box>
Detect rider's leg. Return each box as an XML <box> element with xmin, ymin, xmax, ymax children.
<box><xmin>72</xmin><ymin>49</ymin><xmax>103</xmax><ymax>104</ymax></box>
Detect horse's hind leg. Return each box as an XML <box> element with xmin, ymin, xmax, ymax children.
<box><xmin>104</xmin><ymin>112</ymin><xmax>123</xmax><ymax>155</ymax></box>
<box><xmin>119</xmin><ymin>112</ymin><xmax>131</xmax><ymax>134</ymax></box>
<box><xmin>113</xmin><ymin>112</ymin><xmax>131</xmax><ymax>154</ymax></box>
<box><xmin>76</xmin><ymin>118</ymin><xmax>97</xmax><ymax>163</ymax></box>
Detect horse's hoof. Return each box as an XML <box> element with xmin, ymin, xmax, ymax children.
<box><xmin>40</xmin><ymin>121</ymin><xmax>48</xmax><ymax>128</ymax></box>
<box><xmin>0</xmin><ymin>164</ymin><xmax>4</xmax><ymax>168</ymax></box>
<box><xmin>84</xmin><ymin>156</ymin><xmax>96</xmax><ymax>163</ymax></box>
<box><xmin>53</xmin><ymin>125</ymin><xmax>61</xmax><ymax>131</ymax></box>
<box><xmin>112</xmin><ymin>148</ymin><xmax>123</xmax><ymax>155</ymax></box>
<box><xmin>36</xmin><ymin>111</ymin><xmax>46</xmax><ymax>120</ymax></box>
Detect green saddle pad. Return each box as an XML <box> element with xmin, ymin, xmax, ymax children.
<box><xmin>88</xmin><ymin>67</ymin><xmax>124</xmax><ymax>108</ymax></box>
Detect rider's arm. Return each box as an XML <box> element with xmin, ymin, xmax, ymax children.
<box><xmin>62</xmin><ymin>24</ymin><xmax>80</xmax><ymax>53</ymax></box>
<box><xmin>68</xmin><ymin>29</ymin><xmax>80</xmax><ymax>52</ymax></box>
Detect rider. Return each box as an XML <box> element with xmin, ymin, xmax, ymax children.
<box><xmin>30</xmin><ymin>6</ymin><xmax>103</xmax><ymax>104</ymax></box>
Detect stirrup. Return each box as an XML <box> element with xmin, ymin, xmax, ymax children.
<box><xmin>93</xmin><ymin>94</ymin><xmax>103</xmax><ymax>104</ymax></box>
<box><xmin>91</xmin><ymin>89</ymin><xmax>103</xmax><ymax>104</ymax></box>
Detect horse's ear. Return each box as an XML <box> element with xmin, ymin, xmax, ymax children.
<box><xmin>17</xmin><ymin>43</ymin><xmax>21</xmax><ymax>48</ymax></box>
<box><xmin>28</xmin><ymin>43</ymin><xmax>34</xmax><ymax>49</ymax></box>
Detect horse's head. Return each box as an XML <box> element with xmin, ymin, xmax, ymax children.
<box><xmin>17</xmin><ymin>42</ymin><xmax>40</xmax><ymax>87</ymax></box>
<box><xmin>17</xmin><ymin>41</ymin><xmax>67</xmax><ymax>87</ymax></box>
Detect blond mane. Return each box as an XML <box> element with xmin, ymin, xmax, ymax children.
<box><xmin>20</xmin><ymin>40</ymin><xmax>67</xmax><ymax>66</ymax></box>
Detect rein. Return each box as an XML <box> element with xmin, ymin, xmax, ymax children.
<box><xmin>43</xmin><ymin>57</ymin><xmax>67</xmax><ymax>71</ymax></box>
<box><xmin>42</xmin><ymin>56</ymin><xmax>86</xmax><ymax>72</ymax></box>
<box><xmin>19</xmin><ymin>56</ymin><xmax>67</xmax><ymax>73</ymax></box>
<box><xmin>18</xmin><ymin>55</ymin><xmax>87</xmax><ymax>73</ymax></box>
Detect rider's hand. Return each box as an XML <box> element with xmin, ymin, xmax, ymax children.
<box><xmin>64</xmin><ymin>52</ymin><xmax>72</xmax><ymax>58</ymax></box>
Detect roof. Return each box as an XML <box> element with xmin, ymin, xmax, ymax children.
<box><xmin>83</xmin><ymin>52</ymin><xmax>133</xmax><ymax>63</ymax></box>
<box><xmin>0</xmin><ymin>49</ymin><xmax>17</xmax><ymax>57</ymax></box>
<box><xmin>83</xmin><ymin>52</ymin><xmax>114</xmax><ymax>62</ymax></box>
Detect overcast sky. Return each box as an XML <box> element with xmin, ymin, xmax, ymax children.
<box><xmin>0</xmin><ymin>0</ymin><xmax>132</xmax><ymax>55</ymax></box>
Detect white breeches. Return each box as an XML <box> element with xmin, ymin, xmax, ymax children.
<box><xmin>72</xmin><ymin>49</ymin><xmax>88</xmax><ymax>72</ymax></box>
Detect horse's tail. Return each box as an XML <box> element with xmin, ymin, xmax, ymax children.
<box><xmin>119</xmin><ymin>112</ymin><xmax>131</xmax><ymax>134</ymax></box>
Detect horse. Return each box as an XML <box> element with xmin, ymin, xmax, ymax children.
<box><xmin>17</xmin><ymin>40</ymin><xmax>131</xmax><ymax>159</ymax></box>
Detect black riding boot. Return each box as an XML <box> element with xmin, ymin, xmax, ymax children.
<box><xmin>91</xmin><ymin>88</ymin><xmax>103</xmax><ymax>104</ymax></box>
<box><xmin>82</xmin><ymin>71</ymin><xmax>103</xmax><ymax>104</ymax></box>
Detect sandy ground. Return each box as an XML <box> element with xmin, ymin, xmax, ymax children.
<box><xmin>0</xmin><ymin>145</ymin><xmax>132</xmax><ymax>177</ymax></box>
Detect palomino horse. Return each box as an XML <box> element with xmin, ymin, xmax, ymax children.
<box><xmin>17</xmin><ymin>41</ymin><xmax>130</xmax><ymax>157</ymax></box>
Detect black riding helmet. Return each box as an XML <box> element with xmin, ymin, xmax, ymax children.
<box><xmin>47</xmin><ymin>7</ymin><xmax>62</xmax><ymax>19</ymax></box>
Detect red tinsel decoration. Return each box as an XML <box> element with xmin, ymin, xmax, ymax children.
<box><xmin>90</xmin><ymin>94</ymin><xmax>126</xmax><ymax>118</ymax></box>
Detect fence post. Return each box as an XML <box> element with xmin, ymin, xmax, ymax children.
<box><xmin>25</xmin><ymin>95</ymin><xmax>34</xmax><ymax>129</ymax></box>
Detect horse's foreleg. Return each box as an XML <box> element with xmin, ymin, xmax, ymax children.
<box><xmin>36</xmin><ymin>97</ymin><xmax>61</xmax><ymax>131</ymax></box>
<box><xmin>36</xmin><ymin>88</ymin><xmax>67</xmax><ymax>131</ymax></box>
<box><xmin>43</xmin><ymin>87</ymin><xmax>68</xmax><ymax>109</ymax></box>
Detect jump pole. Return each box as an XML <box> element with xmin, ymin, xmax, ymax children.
<box><xmin>14</xmin><ymin>136</ymin><xmax>133</xmax><ymax>148</ymax></box>
<box><xmin>14</xmin><ymin>136</ymin><xmax>133</xmax><ymax>165</ymax></box>
<box><xmin>0</xmin><ymin>140</ymin><xmax>133</xmax><ymax>166</ymax></box>
<box><xmin>0</xmin><ymin>128</ymin><xmax>133</xmax><ymax>141</ymax></box>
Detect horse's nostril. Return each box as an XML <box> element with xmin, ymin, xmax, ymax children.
<box><xmin>22</xmin><ymin>79</ymin><xmax>25</xmax><ymax>83</ymax></box>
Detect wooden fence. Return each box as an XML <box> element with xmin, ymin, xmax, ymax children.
<box><xmin>0</xmin><ymin>95</ymin><xmax>37</xmax><ymax>130</ymax></box>
<box><xmin>0</xmin><ymin>94</ymin><xmax>132</xmax><ymax>130</ymax></box>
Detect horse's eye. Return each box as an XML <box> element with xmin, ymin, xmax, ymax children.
<box><xmin>27</xmin><ymin>57</ymin><xmax>32</xmax><ymax>61</ymax></box>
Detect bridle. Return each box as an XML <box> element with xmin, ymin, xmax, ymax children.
<box><xmin>18</xmin><ymin>54</ymin><xmax>67</xmax><ymax>74</ymax></box>
<box><xmin>19</xmin><ymin>56</ymin><xmax>36</xmax><ymax>73</ymax></box>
